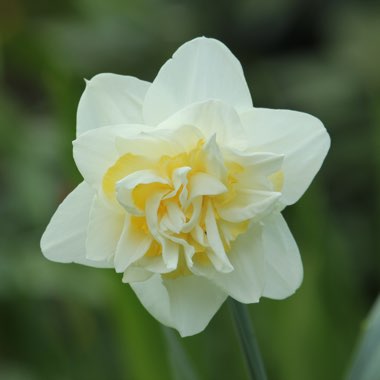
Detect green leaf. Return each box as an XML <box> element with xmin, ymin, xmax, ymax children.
<box><xmin>346</xmin><ymin>296</ymin><xmax>380</xmax><ymax>380</ymax></box>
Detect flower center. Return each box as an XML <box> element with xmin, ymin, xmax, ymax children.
<box><xmin>102</xmin><ymin>135</ymin><xmax>282</xmax><ymax>276</ymax></box>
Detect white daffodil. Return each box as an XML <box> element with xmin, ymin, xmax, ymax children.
<box><xmin>41</xmin><ymin>37</ymin><xmax>330</xmax><ymax>337</ymax></box>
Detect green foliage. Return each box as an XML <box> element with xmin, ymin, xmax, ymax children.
<box><xmin>1</xmin><ymin>0</ymin><xmax>379</xmax><ymax>379</ymax></box>
<box><xmin>346</xmin><ymin>297</ymin><xmax>380</xmax><ymax>380</ymax></box>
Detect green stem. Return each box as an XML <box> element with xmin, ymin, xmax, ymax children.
<box><xmin>228</xmin><ymin>298</ymin><xmax>268</xmax><ymax>380</ymax></box>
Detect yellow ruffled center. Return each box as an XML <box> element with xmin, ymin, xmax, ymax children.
<box><xmin>102</xmin><ymin>137</ymin><xmax>282</xmax><ymax>276</ymax></box>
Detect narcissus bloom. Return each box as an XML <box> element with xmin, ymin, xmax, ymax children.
<box><xmin>41</xmin><ymin>37</ymin><xmax>330</xmax><ymax>336</ymax></box>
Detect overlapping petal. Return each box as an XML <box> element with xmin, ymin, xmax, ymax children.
<box><xmin>143</xmin><ymin>37</ymin><xmax>252</xmax><ymax>126</ymax></box>
<box><xmin>86</xmin><ymin>195</ymin><xmax>124</xmax><ymax>262</ymax></box>
<box><xmin>131</xmin><ymin>274</ymin><xmax>227</xmax><ymax>337</ymax></box>
<box><xmin>261</xmin><ymin>214</ymin><xmax>303</xmax><ymax>299</ymax></box>
<box><xmin>216</xmin><ymin>189</ymin><xmax>281</xmax><ymax>223</ymax></box>
<box><xmin>73</xmin><ymin>124</ymin><xmax>143</xmax><ymax>188</ymax></box>
<box><xmin>240</xmin><ymin>108</ymin><xmax>330</xmax><ymax>205</ymax></box>
<box><xmin>207</xmin><ymin>223</ymin><xmax>266</xmax><ymax>303</ymax></box>
<box><xmin>114</xmin><ymin>215</ymin><xmax>153</xmax><ymax>273</ymax></box>
<box><xmin>157</xmin><ymin>100</ymin><xmax>247</xmax><ymax>149</ymax></box>
<box><xmin>77</xmin><ymin>74</ymin><xmax>150</xmax><ymax>136</ymax></box>
<box><xmin>41</xmin><ymin>182</ymin><xmax>113</xmax><ymax>268</ymax></box>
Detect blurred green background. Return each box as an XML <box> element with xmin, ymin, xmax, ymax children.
<box><xmin>1</xmin><ymin>0</ymin><xmax>379</xmax><ymax>379</ymax></box>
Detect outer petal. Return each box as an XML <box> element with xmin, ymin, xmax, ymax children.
<box><xmin>85</xmin><ymin>195</ymin><xmax>124</xmax><ymax>262</ymax></box>
<box><xmin>73</xmin><ymin>123</ymin><xmax>203</xmax><ymax>189</ymax></box>
<box><xmin>207</xmin><ymin>223</ymin><xmax>266</xmax><ymax>303</ymax></box>
<box><xmin>261</xmin><ymin>214</ymin><xmax>303</xmax><ymax>299</ymax></box>
<box><xmin>77</xmin><ymin>73</ymin><xmax>150</xmax><ymax>136</ymax></box>
<box><xmin>122</xmin><ymin>267</ymin><xmax>153</xmax><ymax>283</ymax></box>
<box><xmin>40</xmin><ymin>182</ymin><xmax>112</xmax><ymax>268</ymax></box>
<box><xmin>240</xmin><ymin>108</ymin><xmax>330</xmax><ymax>205</ymax></box>
<box><xmin>73</xmin><ymin>124</ymin><xmax>143</xmax><ymax>188</ymax></box>
<box><xmin>131</xmin><ymin>274</ymin><xmax>227</xmax><ymax>337</ymax></box>
<box><xmin>143</xmin><ymin>37</ymin><xmax>252</xmax><ymax>126</ymax></box>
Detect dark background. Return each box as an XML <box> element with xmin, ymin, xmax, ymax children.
<box><xmin>1</xmin><ymin>0</ymin><xmax>380</xmax><ymax>379</ymax></box>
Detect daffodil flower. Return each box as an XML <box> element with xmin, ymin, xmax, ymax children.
<box><xmin>41</xmin><ymin>37</ymin><xmax>330</xmax><ymax>337</ymax></box>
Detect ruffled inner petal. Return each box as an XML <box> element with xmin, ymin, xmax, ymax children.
<box><xmin>100</xmin><ymin>126</ymin><xmax>284</xmax><ymax>279</ymax></box>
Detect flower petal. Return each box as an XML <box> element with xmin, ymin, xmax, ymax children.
<box><xmin>122</xmin><ymin>267</ymin><xmax>153</xmax><ymax>283</ymax></box>
<box><xmin>261</xmin><ymin>214</ymin><xmax>303</xmax><ymax>299</ymax></box>
<box><xmin>77</xmin><ymin>73</ymin><xmax>150</xmax><ymax>136</ymax></box>
<box><xmin>131</xmin><ymin>274</ymin><xmax>227</xmax><ymax>337</ymax></box>
<box><xmin>216</xmin><ymin>189</ymin><xmax>281</xmax><ymax>223</ymax></box>
<box><xmin>182</xmin><ymin>197</ymin><xmax>202</xmax><ymax>233</ymax></box>
<box><xmin>143</xmin><ymin>37</ymin><xmax>252</xmax><ymax>126</ymax></box>
<box><xmin>224</xmin><ymin>149</ymin><xmax>284</xmax><ymax>191</ymax></box>
<box><xmin>161</xmin><ymin>201</ymin><xmax>186</xmax><ymax>233</ymax></box>
<box><xmin>116</xmin><ymin>170</ymin><xmax>169</xmax><ymax>215</ymax></box>
<box><xmin>203</xmin><ymin>135</ymin><xmax>228</xmax><ymax>180</ymax></box>
<box><xmin>114</xmin><ymin>216</ymin><xmax>153</xmax><ymax>273</ymax></box>
<box><xmin>116</xmin><ymin>124</ymin><xmax>204</xmax><ymax>158</ymax></box>
<box><xmin>73</xmin><ymin>124</ymin><xmax>143</xmax><ymax>188</ymax></box>
<box><xmin>240</xmin><ymin>108</ymin><xmax>330</xmax><ymax>205</ymax></box>
<box><xmin>204</xmin><ymin>201</ymin><xmax>233</xmax><ymax>273</ymax></box>
<box><xmin>144</xmin><ymin>191</ymin><xmax>182</xmax><ymax>271</ymax></box>
<box><xmin>207</xmin><ymin>223</ymin><xmax>266</xmax><ymax>303</ymax></box>
<box><xmin>85</xmin><ymin>195</ymin><xmax>124</xmax><ymax>261</ymax></box>
<box><xmin>74</xmin><ymin>124</ymin><xmax>203</xmax><ymax>192</ymax></box>
<box><xmin>40</xmin><ymin>182</ymin><xmax>112</xmax><ymax>268</ymax></box>
<box><xmin>189</xmin><ymin>172</ymin><xmax>227</xmax><ymax>200</ymax></box>
<box><xmin>157</xmin><ymin>100</ymin><xmax>247</xmax><ymax>149</ymax></box>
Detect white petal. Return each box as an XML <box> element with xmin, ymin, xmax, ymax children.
<box><xmin>163</xmin><ymin>166</ymin><xmax>191</xmax><ymax>207</ymax></box>
<box><xmin>163</xmin><ymin>201</ymin><xmax>186</xmax><ymax>233</ymax></box>
<box><xmin>145</xmin><ymin>190</ymin><xmax>165</xmax><ymax>239</ymax></box>
<box><xmin>137</xmin><ymin>256</ymin><xmax>176</xmax><ymax>274</ymax></box>
<box><xmin>77</xmin><ymin>74</ymin><xmax>150</xmax><ymax>136</ymax></box>
<box><xmin>131</xmin><ymin>274</ymin><xmax>172</xmax><ymax>326</ymax></box>
<box><xmin>122</xmin><ymin>267</ymin><xmax>153</xmax><ymax>283</ymax></box>
<box><xmin>116</xmin><ymin>125</ymin><xmax>204</xmax><ymax>159</ymax></box>
<box><xmin>204</xmin><ymin>201</ymin><xmax>233</xmax><ymax>273</ymax></box>
<box><xmin>216</xmin><ymin>189</ymin><xmax>281</xmax><ymax>223</ymax></box>
<box><xmin>157</xmin><ymin>100</ymin><xmax>246</xmax><ymax>149</ymax></box>
<box><xmin>116</xmin><ymin>170</ymin><xmax>169</xmax><ymax>215</ymax></box>
<box><xmin>130</xmin><ymin>274</ymin><xmax>227</xmax><ymax>337</ymax></box>
<box><xmin>41</xmin><ymin>182</ymin><xmax>112</xmax><ymax>268</ymax></box>
<box><xmin>114</xmin><ymin>216</ymin><xmax>153</xmax><ymax>273</ymax></box>
<box><xmin>181</xmin><ymin>197</ymin><xmax>202</xmax><ymax>233</ymax></box>
<box><xmin>208</xmin><ymin>223</ymin><xmax>266</xmax><ymax>303</ymax></box>
<box><xmin>86</xmin><ymin>195</ymin><xmax>124</xmax><ymax>261</ymax></box>
<box><xmin>73</xmin><ymin>124</ymin><xmax>143</xmax><ymax>187</ymax></box>
<box><xmin>161</xmin><ymin>239</ymin><xmax>180</xmax><ymax>270</ymax></box>
<box><xmin>144</xmin><ymin>190</ymin><xmax>181</xmax><ymax>271</ymax></box>
<box><xmin>191</xmin><ymin>224</ymin><xmax>207</xmax><ymax>247</ymax></box>
<box><xmin>115</xmin><ymin>132</ymin><xmax>181</xmax><ymax>159</ymax></box>
<box><xmin>143</xmin><ymin>37</ymin><xmax>252</xmax><ymax>126</ymax></box>
<box><xmin>162</xmin><ymin>233</ymin><xmax>194</xmax><ymax>269</ymax></box>
<box><xmin>224</xmin><ymin>148</ymin><xmax>284</xmax><ymax>191</ymax></box>
<box><xmin>261</xmin><ymin>214</ymin><xmax>303</xmax><ymax>299</ymax></box>
<box><xmin>189</xmin><ymin>172</ymin><xmax>227</xmax><ymax>200</ymax></box>
<box><xmin>240</xmin><ymin>108</ymin><xmax>330</xmax><ymax>205</ymax></box>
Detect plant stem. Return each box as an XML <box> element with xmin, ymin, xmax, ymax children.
<box><xmin>228</xmin><ymin>298</ymin><xmax>268</xmax><ymax>380</ymax></box>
